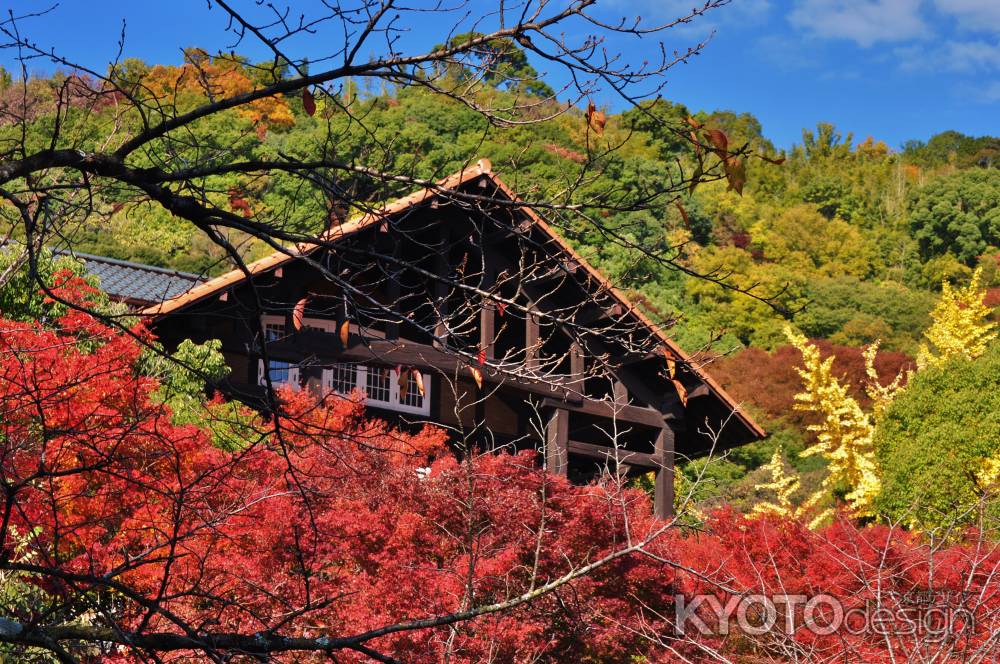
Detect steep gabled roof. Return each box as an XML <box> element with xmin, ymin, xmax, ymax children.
<box><xmin>141</xmin><ymin>160</ymin><xmax>765</xmax><ymax>440</ymax></box>
<box><xmin>55</xmin><ymin>250</ymin><xmax>206</xmax><ymax>306</ymax></box>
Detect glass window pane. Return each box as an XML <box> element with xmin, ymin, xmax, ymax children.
<box><xmin>366</xmin><ymin>366</ymin><xmax>391</xmax><ymax>403</ymax></box>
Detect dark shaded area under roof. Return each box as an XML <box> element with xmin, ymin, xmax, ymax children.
<box><xmin>55</xmin><ymin>250</ymin><xmax>205</xmax><ymax>307</ymax></box>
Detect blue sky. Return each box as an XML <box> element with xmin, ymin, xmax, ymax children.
<box><xmin>2</xmin><ymin>0</ymin><xmax>997</xmax><ymax>150</ymax></box>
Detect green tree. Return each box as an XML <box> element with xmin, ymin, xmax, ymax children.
<box><xmin>434</xmin><ymin>32</ymin><xmax>554</xmax><ymax>97</ymax></box>
<box><xmin>0</xmin><ymin>248</ymin><xmax>112</xmax><ymax>322</ymax></box>
<box><xmin>759</xmin><ymin>204</ymin><xmax>876</xmax><ymax>278</ymax></box>
<box><xmin>909</xmin><ymin>169</ymin><xmax>1000</xmax><ymax>265</ymax></box>
<box><xmin>874</xmin><ymin>344</ymin><xmax>1000</xmax><ymax>530</ymax></box>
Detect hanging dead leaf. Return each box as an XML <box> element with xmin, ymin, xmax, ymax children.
<box><xmin>666</xmin><ymin>357</ymin><xmax>677</xmax><ymax>379</ymax></box>
<box><xmin>586</xmin><ymin>100</ymin><xmax>606</xmax><ymax>135</ymax></box>
<box><xmin>255</xmin><ymin>122</ymin><xmax>267</xmax><ymax>141</ymax></box>
<box><xmin>689</xmin><ymin>130</ymin><xmax>702</xmax><ymax>157</ymax></box>
<box><xmin>398</xmin><ymin>367</ymin><xmax>409</xmax><ymax>401</ymax></box>
<box><xmin>760</xmin><ymin>154</ymin><xmax>786</xmax><ymax>165</ymax></box>
<box><xmin>724</xmin><ymin>156</ymin><xmax>746</xmax><ymax>195</ymax></box>
<box><xmin>497</xmin><ymin>301</ymin><xmax>506</xmax><ymax>318</ymax></box>
<box><xmin>470</xmin><ymin>366</ymin><xmax>483</xmax><ymax>389</ymax></box>
<box><xmin>685</xmin><ymin>116</ymin><xmax>702</xmax><ymax>129</ymax></box>
<box><xmin>339</xmin><ymin>320</ymin><xmax>350</xmax><ymax>346</ymax></box>
<box><xmin>413</xmin><ymin>369</ymin><xmax>426</xmax><ymax>397</ymax></box>
<box><xmin>674</xmin><ymin>201</ymin><xmax>691</xmax><ymax>231</ymax></box>
<box><xmin>672</xmin><ymin>378</ymin><xmax>688</xmax><ymax>407</ymax></box>
<box><xmin>302</xmin><ymin>87</ymin><xmax>316</xmax><ymax>116</ymax></box>
<box><xmin>705</xmin><ymin>128</ymin><xmax>728</xmax><ymax>154</ymax></box>
<box><xmin>292</xmin><ymin>297</ymin><xmax>308</xmax><ymax>332</ymax></box>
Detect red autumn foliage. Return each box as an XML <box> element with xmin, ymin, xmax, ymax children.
<box><xmin>671</xmin><ymin>510</ymin><xmax>1000</xmax><ymax>662</ymax></box>
<box><xmin>543</xmin><ymin>142</ymin><xmax>587</xmax><ymax>163</ymax></box>
<box><xmin>983</xmin><ymin>286</ymin><xmax>1000</xmax><ymax>310</ymax></box>
<box><xmin>0</xmin><ymin>296</ymin><xmax>674</xmax><ymax>661</ymax></box>
<box><xmin>228</xmin><ymin>187</ymin><xmax>254</xmax><ymax>217</ymax></box>
<box><xmin>1</xmin><ymin>279</ymin><xmax>997</xmax><ymax>662</ymax></box>
<box><xmin>708</xmin><ymin>341</ymin><xmax>913</xmax><ymax>432</ymax></box>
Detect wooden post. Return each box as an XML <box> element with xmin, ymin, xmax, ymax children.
<box><xmin>525</xmin><ymin>303</ymin><xmax>540</xmax><ymax>370</ymax></box>
<box><xmin>613</xmin><ymin>379</ymin><xmax>629</xmax><ymax>403</ymax></box>
<box><xmin>480</xmin><ymin>265</ymin><xmax>495</xmax><ymax>361</ymax></box>
<box><xmin>654</xmin><ymin>424</ymin><xmax>676</xmax><ymax>518</ymax></box>
<box><xmin>433</xmin><ymin>229</ymin><xmax>450</xmax><ymax>348</ymax></box>
<box><xmin>569</xmin><ymin>342</ymin><xmax>584</xmax><ymax>393</ymax></box>
<box><xmin>546</xmin><ymin>407</ymin><xmax>569</xmax><ymax>476</ymax></box>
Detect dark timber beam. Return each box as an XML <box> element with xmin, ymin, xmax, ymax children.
<box><xmin>654</xmin><ymin>424</ymin><xmax>677</xmax><ymax>519</ymax></box>
<box><xmin>573</xmin><ymin>301</ymin><xmax>624</xmax><ymax>326</ymax></box>
<box><xmin>385</xmin><ymin>272</ymin><xmax>400</xmax><ymax>341</ymax></box>
<box><xmin>433</xmin><ymin>227</ymin><xmax>450</xmax><ymax>348</ymax></box>
<box><xmin>613</xmin><ymin>379</ymin><xmax>629</xmax><ymax>403</ymax></box>
<box><xmin>525</xmin><ymin>302</ymin><xmax>540</xmax><ymax>370</ymax></box>
<box><xmin>569</xmin><ymin>342</ymin><xmax>584</xmax><ymax>392</ymax></box>
<box><xmin>480</xmin><ymin>264</ymin><xmax>495</xmax><ymax>361</ymax></box>
<box><xmin>546</xmin><ymin>408</ymin><xmax>569</xmax><ymax>476</ymax></box>
<box><xmin>567</xmin><ymin>440</ymin><xmax>658</xmax><ymax>470</ymax></box>
<box><xmin>540</xmin><ymin>396</ymin><xmax>665</xmax><ymax>429</ymax></box>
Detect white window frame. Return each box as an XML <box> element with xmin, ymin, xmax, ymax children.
<box><xmin>321</xmin><ymin>364</ymin><xmax>431</xmax><ymax>416</ymax></box>
<box><xmin>258</xmin><ymin>315</ymin><xmax>299</xmax><ymax>389</ymax></box>
<box><xmin>257</xmin><ymin>358</ymin><xmax>301</xmax><ymax>390</ymax></box>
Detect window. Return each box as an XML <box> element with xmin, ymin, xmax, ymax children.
<box><xmin>320</xmin><ymin>364</ymin><xmax>430</xmax><ymax>416</ymax></box>
<box><xmin>398</xmin><ymin>370</ymin><xmax>424</xmax><ymax>410</ymax></box>
<box><xmin>325</xmin><ymin>362</ymin><xmax>358</xmax><ymax>395</ymax></box>
<box><xmin>365</xmin><ymin>366</ymin><xmax>392</xmax><ymax>404</ymax></box>
<box><xmin>260</xmin><ymin>315</ymin><xmax>428</xmax><ymax>415</ymax></box>
<box><xmin>257</xmin><ymin>359</ymin><xmax>300</xmax><ymax>389</ymax></box>
<box><xmin>264</xmin><ymin>320</ymin><xmax>285</xmax><ymax>342</ymax></box>
<box><xmin>268</xmin><ymin>360</ymin><xmax>290</xmax><ymax>383</ymax></box>
<box><xmin>259</xmin><ymin>316</ymin><xmax>298</xmax><ymax>388</ymax></box>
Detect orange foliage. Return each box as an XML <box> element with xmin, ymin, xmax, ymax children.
<box><xmin>142</xmin><ymin>55</ymin><xmax>294</xmax><ymax>130</ymax></box>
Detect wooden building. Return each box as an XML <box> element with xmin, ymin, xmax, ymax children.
<box><xmin>136</xmin><ymin>160</ymin><xmax>764</xmax><ymax>516</ymax></box>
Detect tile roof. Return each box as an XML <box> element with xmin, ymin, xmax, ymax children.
<box><xmin>55</xmin><ymin>250</ymin><xmax>206</xmax><ymax>306</ymax></box>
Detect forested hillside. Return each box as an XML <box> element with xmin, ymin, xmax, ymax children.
<box><xmin>4</xmin><ymin>51</ymin><xmax>998</xmax><ymax>507</ymax></box>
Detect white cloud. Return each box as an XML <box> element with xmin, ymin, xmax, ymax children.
<box><xmin>789</xmin><ymin>0</ymin><xmax>927</xmax><ymax>47</ymax></box>
<box><xmin>934</xmin><ymin>0</ymin><xmax>1000</xmax><ymax>34</ymax></box>
<box><xmin>943</xmin><ymin>39</ymin><xmax>1000</xmax><ymax>71</ymax></box>
<box><xmin>896</xmin><ymin>39</ymin><xmax>1000</xmax><ymax>73</ymax></box>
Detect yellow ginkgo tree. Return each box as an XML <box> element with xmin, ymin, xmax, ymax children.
<box><xmin>784</xmin><ymin>327</ymin><xmax>881</xmax><ymax>518</ymax></box>
<box><xmin>752</xmin><ymin>447</ymin><xmax>803</xmax><ymax>519</ymax></box>
<box><xmin>917</xmin><ymin>268</ymin><xmax>997</xmax><ymax>369</ymax></box>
